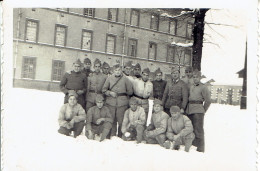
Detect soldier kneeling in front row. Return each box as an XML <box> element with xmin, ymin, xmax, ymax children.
<box><xmin>85</xmin><ymin>95</ymin><xmax>114</xmax><ymax>142</ymax></box>
<box><xmin>144</xmin><ymin>99</ymin><xmax>169</xmax><ymax>147</ymax></box>
<box><xmin>58</xmin><ymin>90</ymin><xmax>86</xmax><ymax>138</ymax></box>
<box><xmin>163</xmin><ymin>106</ymin><xmax>195</xmax><ymax>152</ymax></box>
<box><xmin>121</xmin><ymin>97</ymin><xmax>146</xmax><ymax>144</ymax></box>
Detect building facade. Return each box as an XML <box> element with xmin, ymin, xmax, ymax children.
<box><xmin>13</xmin><ymin>8</ymin><xmax>194</xmax><ymax>91</ymax></box>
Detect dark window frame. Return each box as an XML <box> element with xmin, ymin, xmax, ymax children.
<box><xmin>167</xmin><ymin>45</ymin><xmax>176</xmax><ymax>63</ymax></box>
<box><xmin>21</xmin><ymin>56</ymin><xmax>37</xmax><ymax>79</ymax></box>
<box><xmin>24</xmin><ymin>18</ymin><xmax>40</xmax><ymax>43</ymax></box>
<box><xmin>83</xmin><ymin>8</ymin><xmax>95</xmax><ymax>17</ymax></box>
<box><xmin>148</xmin><ymin>41</ymin><xmax>157</xmax><ymax>60</ymax></box>
<box><xmin>54</xmin><ymin>24</ymin><xmax>68</xmax><ymax>47</ymax></box>
<box><xmin>150</xmin><ymin>14</ymin><xmax>159</xmax><ymax>31</ymax></box>
<box><xmin>130</xmin><ymin>9</ymin><xmax>140</xmax><ymax>26</ymax></box>
<box><xmin>184</xmin><ymin>48</ymin><xmax>192</xmax><ymax>65</ymax></box>
<box><xmin>105</xmin><ymin>34</ymin><xmax>117</xmax><ymax>54</ymax></box>
<box><xmin>107</xmin><ymin>8</ymin><xmax>119</xmax><ymax>22</ymax></box>
<box><xmin>186</xmin><ymin>22</ymin><xmax>194</xmax><ymax>39</ymax></box>
<box><xmin>51</xmin><ymin>60</ymin><xmax>65</xmax><ymax>81</ymax></box>
<box><xmin>127</xmin><ymin>38</ymin><xmax>138</xmax><ymax>57</ymax></box>
<box><xmin>168</xmin><ymin>19</ymin><xmax>177</xmax><ymax>35</ymax></box>
<box><xmin>81</xmin><ymin>29</ymin><xmax>93</xmax><ymax>50</ymax></box>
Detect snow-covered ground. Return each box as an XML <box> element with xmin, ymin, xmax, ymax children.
<box><xmin>2</xmin><ymin>88</ymin><xmax>256</xmax><ymax>171</ymax></box>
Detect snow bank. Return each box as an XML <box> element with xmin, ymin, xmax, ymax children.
<box><xmin>2</xmin><ymin>88</ymin><xmax>256</xmax><ymax>171</ymax></box>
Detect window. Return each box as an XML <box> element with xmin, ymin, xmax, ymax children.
<box><xmin>130</xmin><ymin>9</ymin><xmax>140</xmax><ymax>26</ymax></box>
<box><xmin>52</xmin><ymin>60</ymin><xmax>65</xmax><ymax>81</ymax></box>
<box><xmin>84</xmin><ymin>8</ymin><xmax>95</xmax><ymax>17</ymax></box>
<box><xmin>81</xmin><ymin>30</ymin><xmax>92</xmax><ymax>50</ymax></box>
<box><xmin>148</xmin><ymin>42</ymin><xmax>157</xmax><ymax>60</ymax></box>
<box><xmin>128</xmin><ymin>39</ymin><xmax>138</xmax><ymax>57</ymax></box>
<box><xmin>106</xmin><ymin>34</ymin><xmax>116</xmax><ymax>54</ymax></box>
<box><xmin>186</xmin><ymin>23</ymin><xmax>193</xmax><ymax>39</ymax></box>
<box><xmin>22</xmin><ymin>57</ymin><xmax>36</xmax><ymax>79</ymax></box>
<box><xmin>108</xmin><ymin>8</ymin><xmax>118</xmax><ymax>22</ymax></box>
<box><xmin>54</xmin><ymin>24</ymin><xmax>67</xmax><ymax>46</ymax></box>
<box><xmin>25</xmin><ymin>19</ymin><xmax>39</xmax><ymax>42</ymax></box>
<box><xmin>167</xmin><ymin>46</ymin><xmax>175</xmax><ymax>63</ymax></box>
<box><xmin>184</xmin><ymin>49</ymin><xmax>192</xmax><ymax>65</ymax></box>
<box><xmin>150</xmin><ymin>14</ymin><xmax>159</xmax><ymax>31</ymax></box>
<box><xmin>169</xmin><ymin>19</ymin><xmax>177</xmax><ymax>35</ymax></box>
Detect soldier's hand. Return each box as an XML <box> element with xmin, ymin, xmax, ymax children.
<box><xmin>173</xmin><ymin>134</ymin><xmax>181</xmax><ymax>141</ymax></box>
<box><xmin>69</xmin><ymin>119</ymin><xmax>75</xmax><ymax>127</ymax></box>
<box><xmin>180</xmin><ymin>109</ymin><xmax>184</xmax><ymax>114</ymax></box>
<box><xmin>146</xmin><ymin>131</ymin><xmax>153</xmax><ymax>138</ymax></box>
<box><xmin>73</xmin><ymin>116</ymin><xmax>80</xmax><ymax>123</ymax></box>
<box><xmin>77</xmin><ymin>90</ymin><xmax>84</xmax><ymax>95</ymax></box>
<box><xmin>96</xmin><ymin>118</ymin><xmax>105</xmax><ymax>125</ymax></box>
<box><xmin>110</xmin><ymin>92</ymin><xmax>117</xmax><ymax>98</ymax></box>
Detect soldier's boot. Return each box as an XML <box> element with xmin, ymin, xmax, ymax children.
<box><xmin>156</xmin><ymin>134</ymin><xmax>166</xmax><ymax>147</ymax></box>
<box><xmin>163</xmin><ymin>140</ymin><xmax>172</xmax><ymax>149</ymax></box>
<box><xmin>100</xmin><ymin>128</ymin><xmax>110</xmax><ymax>142</ymax></box>
<box><xmin>136</xmin><ymin>125</ymin><xmax>144</xmax><ymax>144</ymax></box>
<box><xmin>173</xmin><ymin>145</ymin><xmax>180</xmax><ymax>150</ymax></box>
<box><xmin>184</xmin><ymin>138</ymin><xmax>193</xmax><ymax>152</ymax></box>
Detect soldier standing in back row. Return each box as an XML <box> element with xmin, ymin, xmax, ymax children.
<box><xmin>102</xmin><ymin>64</ymin><xmax>133</xmax><ymax>138</ymax></box>
<box><xmin>85</xmin><ymin>59</ymin><xmax>108</xmax><ymax>112</ymax></box>
<box><xmin>152</xmin><ymin>68</ymin><xmax>167</xmax><ymax>100</ymax></box>
<box><xmin>82</xmin><ymin>58</ymin><xmax>93</xmax><ymax>77</ymax></box>
<box><xmin>102</xmin><ymin>62</ymin><xmax>111</xmax><ymax>76</ymax></box>
<box><xmin>60</xmin><ymin>59</ymin><xmax>88</xmax><ymax>108</ymax></box>
<box><xmin>162</xmin><ymin>66</ymin><xmax>188</xmax><ymax>116</ymax></box>
<box><xmin>181</xmin><ymin>66</ymin><xmax>194</xmax><ymax>89</ymax></box>
<box><xmin>133</xmin><ymin>63</ymin><xmax>142</xmax><ymax>78</ymax></box>
<box><xmin>123</xmin><ymin>61</ymin><xmax>136</xmax><ymax>84</ymax></box>
<box><xmin>133</xmin><ymin>68</ymin><xmax>153</xmax><ymax>124</ymax></box>
<box><xmin>186</xmin><ymin>70</ymin><xmax>211</xmax><ymax>152</ymax></box>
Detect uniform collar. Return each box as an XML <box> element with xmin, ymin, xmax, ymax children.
<box><xmin>172</xmin><ymin>79</ymin><xmax>179</xmax><ymax>84</ymax></box>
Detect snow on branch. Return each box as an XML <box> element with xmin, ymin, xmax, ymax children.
<box><xmin>171</xmin><ymin>42</ymin><xmax>193</xmax><ymax>47</ymax></box>
<box><xmin>160</xmin><ymin>10</ymin><xmax>194</xmax><ymax>19</ymax></box>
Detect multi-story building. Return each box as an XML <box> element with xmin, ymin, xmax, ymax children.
<box><xmin>13</xmin><ymin>8</ymin><xmax>194</xmax><ymax>91</ymax></box>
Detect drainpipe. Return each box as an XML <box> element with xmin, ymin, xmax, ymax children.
<box><xmin>14</xmin><ymin>8</ymin><xmax>21</xmax><ymax>84</ymax></box>
<box><xmin>121</xmin><ymin>8</ymin><xmax>127</xmax><ymax>66</ymax></box>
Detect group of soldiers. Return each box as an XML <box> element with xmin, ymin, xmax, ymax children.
<box><xmin>58</xmin><ymin>57</ymin><xmax>211</xmax><ymax>152</ymax></box>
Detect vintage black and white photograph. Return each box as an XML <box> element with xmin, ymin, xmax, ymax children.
<box><xmin>1</xmin><ymin>1</ymin><xmax>258</xmax><ymax>170</ymax></box>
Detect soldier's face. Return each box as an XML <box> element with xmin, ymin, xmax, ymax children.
<box><xmin>130</xmin><ymin>103</ymin><xmax>137</xmax><ymax>112</ymax></box>
<box><xmin>68</xmin><ymin>96</ymin><xmax>77</xmax><ymax>106</ymax></box>
<box><xmin>102</xmin><ymin>67</ymin><xmax>109</xmax><ymax>74</ymax></box>
<box><xmin>134</xmin><ymin>68</ymin><xmax>141</xmax><ymax>75</ymax></box>
<box><xmin>124</xmin><ymin>66</ymin><xmax>132</xmax><ymax>75</ymax></box>
<box><xmin>185</xmin><ymin>70</ymin><xmax>193</xmax><ymax>78</ymax></box>
<box><xmin>193</xmin><ymin>75</ymin><xmax>201</xmax><ymax>84</ymax></box>
<box><xmin>114</xmin><ymin>68</ymin><xmax>122</xmax><ymax>77</ymax></box>
<box><xmin>94</xmin><ymin>63</ymin><xmax>101</xmax><ymax>73</ymax></box>
<box><xmin>155</xmin><ymin>73</ymin><xmax>162</xmax><ymax>81</ymax></box>
<box><xmin>96</xmin><ymin>101</ymin><xmax>104</xmax><ymax>109</ymax></box>
<box><xmin>84</xmin><ymin>63</ymin><xmax>91</xmax><ymax>69</ymax></box>
<box><xmin>142</xmin><ymin>72</ymin><xmax>149</xmax><ymax>82</ymax></box>
<box><xmin>171</xmin><ymin>111</ymin><xmax>180</xmax><ymax>120</ymax></box>
<box><xmin>171</xmin><ymin>71</ymin><xmax>180</xmax><ymax>80</ymax></box>
<box><xmin>73</xmin><ymin>64</ymin><xmax>81</xmax><ymax>72</ymax></box>
<box><xmin>153</xmin><ymin>104</ymin><xmax>162</xmax><ymax>113</ymax></box>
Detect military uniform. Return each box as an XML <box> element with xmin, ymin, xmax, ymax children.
<box><xmin>60</xmin><ymin>70</ymin><xmax>88</xmax><ymax>108</ymax></box>
<box><xmin>102</xmin><ymin>71</ymin><xmax>133</xmax><ymax>137</ymax></box>
<box><xmin>186</xmin><ymin>82</ymin><xmax>211</xmax><ymax>152</ymax></box>
<box><xmin>162</xmin><ymin>79</ymin><xmax>188</xmax><ymax>116</ymax></box>
<box><xmin>86</xmin><ymin>72</ymin><xmax>108</xmax><ymax>112</ymax></box>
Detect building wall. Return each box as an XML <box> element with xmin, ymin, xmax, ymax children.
<box><xmin>13</xmin><ymin>8</ymin><xmax>194</xmax><ymax>91</ymax></box>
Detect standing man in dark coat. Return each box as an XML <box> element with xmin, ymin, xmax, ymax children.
<box><xmin>60</xmin><ymin>59</ymin><xmax>88</xmax><ymax>108</ymax></box>
<box><xmin>162</xmin><ymin>66</ymin><xmax>188</xmax><ymax>116</ymax></box>
<box><xmin>82</xmin><ymin>58</ymin><xmax>93</xmax><ymax>77</ymax></box>
<box><xmin>102</xmin><ymin>64</ymin><xmax>133</xmax><ymax>138</ymax></box>
<box><xmin>152</xmin><ymin>68</ymin><xmax>167</xmax><ymax>100</ymax></box>
<box><xmin>186</xmin><ymin>70</ymin><xmax>211</xmax><ymax>152</ymax></box>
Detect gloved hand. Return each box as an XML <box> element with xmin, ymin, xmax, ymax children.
<box><xmin>173</xmin><ymin>134</ymin><xmax>181</xmax><ymax>141</ymax></box>
<box><xmin>109</xmin><ymin>92</ymin><xmax>117</xmax><ymax>98</ymax></box>
<box><xmin>77</xmin><ymin>90</ymin><xmax>84</xmax><ymax>95</ymax></box>
<box><xmin>96</xmin><ymin>118</ymin><xmax>105</xmax><ymax>125</ymax></box>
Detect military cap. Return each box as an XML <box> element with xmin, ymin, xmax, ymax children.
<box><xmin>94</xmin><ymin>58</ymin><xmax>101</xmax><ymax>66</ymax></box>
<box><xmin>95</xmin><ymin>94</ymin><xmax>104</xmax><ymax>102</ymax></box>
<box><xmin>193</xmin><ymin>69</ymin><xmax>202</xmax><ymax>77</ymax></box>
<box><xmin>153</xmin><ymin>99</ymin><xmax>162</xmax><ymax>106</ymax></box>
<box><xmin>84</xmin><ymin>58</ymin><xmax>91</xmax><ymax>64</ymax></box>
<box><xmin>113</xmin><ymin>63</ymin><xmax>121</xmax><ymax>69</ymax></box>
<box><xmin>124</xmin><ymin>61</ymin><xmax>133</xmax><ymax>68</ymax></box>
<box><xmin>134</xmin><ymin>63</ymin><xmax>141</xmax><ymax>70</ymax></box>
<box><xmin>154</xmin><ymin>68</ymin><xmax>162</xmax><ymax>75</ymax></box>
<box><xmin>170</xmin><ymin>106</ymin><xmax>181</xmax><ymax>113</ymax></box>
<box><xmin>171</xmin><ymin>66</ymin><xmax>180</xmax><ymax>73</ymax></box>
<box><xmin>103</xmin><ymin>62</ymin><xmax>110</xmax><ymax>68</ymax></box>
<box><xmin>68</xmin><ymin>90</ymin><xmax>78</xmax><ymax>99</ymax></box>
<box><xmin>73</xmin><ymin>59</ymin><xmax>82</xmax><ymax>66</ymax></box>
<box><xmin>129</xmin><ymin>97</ymin><xmax>138</xmax><ymax>105</ymax></box>
<box><xmin>185</xmin><ymin>66</ymin><xmax>193</xmax><ymax>72</ymax></box>
<box><xmin>142</xmin><ymin>68</ymin><xmax>150</xmax><ymax>74</ymax></box>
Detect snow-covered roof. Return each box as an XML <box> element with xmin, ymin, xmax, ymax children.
<box><xmin>171</xmin><ymin>42</ymin><xmax>193</xmax><ymax>47</ymax></box>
